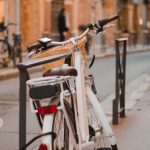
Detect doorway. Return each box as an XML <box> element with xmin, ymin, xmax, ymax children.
<box><xmin>51</xmin><ymin>0</ymin><xmax>64</xmax><ymax>34</ymax></box>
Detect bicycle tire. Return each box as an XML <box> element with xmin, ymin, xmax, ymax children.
<box><xmin>87</xmin><ymin>101</ymin><xmax>118</xmax><ymax>150</ymax></box>
<box><xmin>52</xmin><ymin>100</ymin><xmax>77</xmax><ymax>150</ymax></box>
<box><xmin>0</xmin><ymin>41</ymin><xmax>10</xmax><ymax>67</ymax></box>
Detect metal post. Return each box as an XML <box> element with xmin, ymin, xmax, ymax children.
<box><xmin>113</xmin><ymin>40</ymin><xmax>119</xmax><ymax>124</ymax></box>
<box><xmin>113</xmin><ymin>38</ymin><xmax>128</xmax><ymax>124</ymax></box>
<box><xmin>120</xmin><ymin>40</ymin><xmax>127</xmax><ymax>118</ymax></box>
<box><xmin>19</xmin><ymin>69</ymin><xmax>29</xmax><ymax>150</ymax></box>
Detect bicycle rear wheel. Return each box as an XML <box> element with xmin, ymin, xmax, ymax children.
<box><xmin>87</xmin><ymin>101</ymin><xmax>118</xmax><ymax>150</ymax></box>
<box><xmin>52</xmin><ymin>100</ymin><xmax>77</xmax><ymax>150</ymax></box>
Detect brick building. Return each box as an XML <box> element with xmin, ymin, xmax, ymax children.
<box><xmin>118</xmin><ymin>0</ymin><xmax>150</xmax><ymax>45</ymax></box>
<box><xmin>0</xmin><ymin>1</ymin><xmax>4</xmax><ymax>22</ymax></box>
<box><xmin>0</xmin><ymin>0</ymin><xmax>150</xmax><ymax>48</ymax></box>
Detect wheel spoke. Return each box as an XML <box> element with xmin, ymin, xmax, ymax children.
<box><xmin>88</xmin><ymin>102</ymin><xmax>112</xmax><ymax>149</ymax></box>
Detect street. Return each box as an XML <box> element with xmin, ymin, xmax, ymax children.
<box><xmin>0</xmin><ymin>51</ymin><xmax>150</xmax><ymax>149</ymax></box>
<box><xmin>91</xmin><ymin>50</ymin><xmax>150</xmax><ymax>99</ymax></box>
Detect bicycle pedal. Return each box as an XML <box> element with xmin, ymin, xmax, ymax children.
<box><xmin>96</xmin><ymin>148</ymin><xmax>112</xmax><ymax>150</ymax></box>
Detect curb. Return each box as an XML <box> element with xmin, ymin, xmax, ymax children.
<box><xmin>0</xmin><ymin>66</ymin><xmax>43</xmax><ymax>81</ymax></box>
<box><xmin>0</xmin><ymin>69</ymin><xmax>18</xmax><ymax>81</ymax></box>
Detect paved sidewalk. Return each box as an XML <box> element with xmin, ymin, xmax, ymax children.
<box><xmin>101</xmin><ymin>70</ymin><xmax>150</xmax><ymax>149</ymax></box>
<box><xmin>95</xmin><ymin>69</ymin><xmax>150</xmax><ymax>150</ymax></box>
<box><xmin>112</xmin><ymin>79</ymin><xmax>150</xmax><ymax>150</ymax></box>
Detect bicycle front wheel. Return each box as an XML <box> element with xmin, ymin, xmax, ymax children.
<box><xmin>52</xmin><ymin>100</ymin><xmax>77</xmax><ymax>150</ymax></box>
<box><xmin>87</xmin><ymin>101</ymin><xmax>118</xmax><ymax>150</ymax></box>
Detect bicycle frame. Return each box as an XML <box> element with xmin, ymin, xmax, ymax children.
<box><xmin>73</xmin><ymin>45</ymin><xmax>117</xmax><ymax>147</ymax></box>
<box><xmin>74</xmin><ymin>50</ymin><xmax>89</xmax><ymax>142</ymax></box>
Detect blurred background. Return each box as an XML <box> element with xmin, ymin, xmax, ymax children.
<box><xmin>1</xmin><ymin>1</ymin><xmax>150</xmax><ymax>149</ymax></box>
<box><xmin>0</xmin><ymin>0</ymin><xmax>150</xmax><ymax>52</ymax></box>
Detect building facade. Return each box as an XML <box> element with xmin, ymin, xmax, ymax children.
<box><xmin>0</xmin><ymin>0</ymin><xmax>150</xmax><ymax>48</ymax></box>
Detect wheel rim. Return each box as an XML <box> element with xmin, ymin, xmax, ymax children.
<box><xmin>52</xmin><ymin>101</ymin><xmax>76</xmax><ymax>150</ymax></box>
<box><xmin>52</xmin><ymin>111</ymin><xmax>69</xmax><ymax>150</ymax></box>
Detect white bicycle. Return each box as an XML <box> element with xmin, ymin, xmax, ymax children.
<box><xmin>24</xmin><ymin>15</ymin><xmax>119</xmax><ymax>150</ymax></box>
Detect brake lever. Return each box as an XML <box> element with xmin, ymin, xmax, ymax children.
<box><xmin>96</xmin><ymin>24</ymin><xmax>116</xmax><ymax>34</ymax></box>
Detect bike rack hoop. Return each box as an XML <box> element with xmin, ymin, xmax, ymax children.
<box><xmin>113</xmin><ymin>38</ymin><xmax>128</xmax><ymax>125</ymax></box>
<box><xmin>17</xmin><ymin>52</ymin><xmax>72</xmax><ymax>69</ymax></box>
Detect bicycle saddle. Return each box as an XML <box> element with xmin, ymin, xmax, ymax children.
<box><xmin>43</xmin><ymin>64</ymin><xmax>78</xmax><ymax>77</ymax></box>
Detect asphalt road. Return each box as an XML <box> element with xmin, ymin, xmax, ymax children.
<box><xmin>90</xmin><ymin>51</ymin><xmax>150</xmax><ymax>99</ymax></box>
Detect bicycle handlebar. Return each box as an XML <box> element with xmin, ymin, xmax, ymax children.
<box><xmin>98</xmin><ymin>15</ymin><xmax>119</xmax><ymax>27</ymax></box>
<box><xmin>27</xmin><ymin>14</ymin><xmax>119</xmax><ymax>56</ymax></box>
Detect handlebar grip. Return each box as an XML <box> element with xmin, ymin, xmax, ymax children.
<box><xmin>107</xmin><ymin>15</ymin><xmax>119</xmax><ymax>23</ymax></box>
<box><xmin>98</xmin><ymin>15</ymin><xmax>119</xmax><ymax>27</ymax></box>
<box><xmin>27</xmin><ymin>42</ymin><xmax>41</xmax><ymax>52</ymax></box>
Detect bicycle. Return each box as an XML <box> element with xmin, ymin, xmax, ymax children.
<box><xmin>0</xmin><ymin>23</ymin><xmax>22</xmax><ymax>67</ymax></box>
<box><xmin>23</xmin><ymin>15</ymin><xmax>119</xmax><ymax>150</ymax></box>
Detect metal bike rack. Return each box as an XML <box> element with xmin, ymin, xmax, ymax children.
<box><xmin>17</xmin><ymin>53</ymin><xmax>71</xmax><ymax>149</ymax></box>
<box><xmin>113</xmin><ymin>38</ymin><xmax>128</xmax><ymax>125</ymax></box>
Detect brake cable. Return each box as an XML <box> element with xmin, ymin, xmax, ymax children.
<box><xmin>21</xmin><ymin>132</ymin><xmax>56</xmax><ymax>150</ymax></box>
